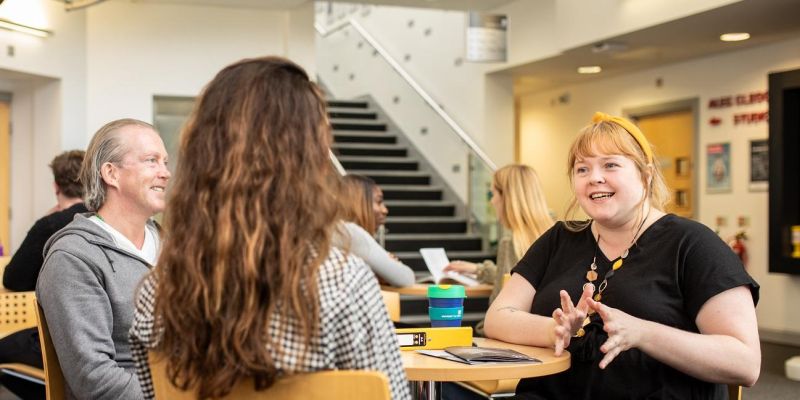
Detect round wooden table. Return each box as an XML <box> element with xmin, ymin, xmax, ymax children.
<box><xmin>381</xmin><ymin>283</ymin><xmax>494</xmax><ymax>297</ymax></box>
<box><xmin>402</xmin><ymin>337</ymin><xmax>570</xmax><ymax>399</ymax></box>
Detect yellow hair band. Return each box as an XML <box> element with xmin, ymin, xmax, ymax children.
<box><xmin>592</xmin><ymin>112</ymin><xmax>653</xmax><ymax>164</ymax></box>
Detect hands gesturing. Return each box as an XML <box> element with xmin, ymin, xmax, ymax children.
<box><xmin>586</xmin><ymin>298</ymin><xmax>646</xmax><ymax>369</ymax></box>
<box><xmin>550</xmin><ymin>283</ymin><xmax>594</xmax><ymax>356</ymax></box>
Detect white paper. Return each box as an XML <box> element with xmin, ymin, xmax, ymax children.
<box><xmin>419</xmin><ymin>248</ymin><xmax>479</xmax><ymax>287</ymax></box>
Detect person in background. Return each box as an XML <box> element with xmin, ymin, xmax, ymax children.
<box><xmin>0</xmin><ymin>150</ymin><xmax>87</xmax><ymax>399</ymax></box>
<box><xmin>3</xmin><ymin>150</ymin><xmax>88</xmax><ymax>291</ymax></box>
<box><xmin>444</xmin><ymin>164</ymin><xmax>554</xmax><ymax>335</ymax></box>
<box><xmin>37</xmin><ymin>118</ymin><xmax>170</xmax><ymax>400</ymax></box>
<box><xmin>129</xmin><ymin>56</ymin><xmax>410</xmax><ymax>400</ymax></box>
<box><xmin>335</xmin><ymin>174</ymin><xmax>415</xmax><ymax>287</ymax></box>
<box><xmin>340</xmin><ymin>174</ymin><xmax>388</xmax><ymax>235</ymax></box>
<box><xmin>485</xmin><ymin>112</ymin><xmax>760</xmax><ymax>399</ymax></box>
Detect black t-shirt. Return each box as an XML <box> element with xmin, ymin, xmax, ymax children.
<box><xmin>512</xmin><ymin>214</ymin><xmax>759</xmax><ymax>400</ymax></box>
<box><xmin>2</xmin><ymin>203</ymin><xmax>88</xmax><ymax>291</ymax></box>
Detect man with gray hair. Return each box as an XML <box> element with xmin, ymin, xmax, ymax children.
<box><xmin>37</xmin><ymin>118</ymin><xmax>170</xmax><ymax>399</ymax></box>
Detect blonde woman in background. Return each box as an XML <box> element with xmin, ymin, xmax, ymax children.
<box><xmin>444</xmin><ymin>164</ymin><xmax>554</xmax><ymax>334</ymax></box>
<box><xmin>335</xmin><ymin>174</ymin><xmax>415</xmax><ymax>287</ymax></box>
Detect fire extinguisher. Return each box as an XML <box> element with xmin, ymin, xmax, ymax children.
<box><xmin>728</xmin><ymin>231</ymin><xmax>748</xmax><ymax>267</ymax></box>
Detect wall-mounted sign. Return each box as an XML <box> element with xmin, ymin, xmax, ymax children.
<box><xmin>466</xmin><ymin>13</ymin><xmax>507</xmax><ymax>63</ymax></box>
<box><xmin>707</xmin><ymin>142</ymin><xmax>731</xmax><ymax>193</ymax></box>
<box><xmin>708</xmin><ymin>91</ymin><xmax>768</xmax><ymax>108</ymax></box>
<box><xmin>749</xmin><ymin>139</ymin><xmax>768</xmax><ymax>191</ymax></box>
<box><xmin>707</xmin><ymin>90</ymin><xmax>768</xmax><ymax>126</ymax></box>
<box><xmin>734</xmin><ymin>111</ymin><xmax>768</xmax><ymax>125</ymax></box>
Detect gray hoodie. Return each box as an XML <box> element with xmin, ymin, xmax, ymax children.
<box><xmin>36</xmin><ymin>213</ymin><xmax>157</xmax><ymax>400</ymax></box>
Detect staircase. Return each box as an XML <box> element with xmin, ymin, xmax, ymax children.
<box><xmin>328</xmin><ymin>98</ymin><xmax>495</xmax><ymax>327</ymax></box>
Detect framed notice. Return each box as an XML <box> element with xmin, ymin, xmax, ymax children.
<box><xmin>466</xmin><ymin>13</ymin><xmax>507</xmax><ymax>62</ymax></box>
<box><xmin>706</xmin><ymin>142</ymin><xmax>731</xmax><ymax>193</ymax></box>
<box><xmin>749</xmin><ymin>139</ymin><xmax>768</xmax><ymax>191</ymax></box>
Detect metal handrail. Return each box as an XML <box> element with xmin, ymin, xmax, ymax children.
<box><xmin>329</xmin><ymin>149</ymin><xmax>346</xmax><ymax>176</ymax></box>
<box><xmin>315</xmin><ymin>18</ymin><xmax>498</xmax><ymax>172</ymax></box>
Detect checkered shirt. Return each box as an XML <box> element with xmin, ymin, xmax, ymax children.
<box><xmin>129</xmin><ymin>247</ymin><xmax>410</xmax><ymax>399</ymax></box>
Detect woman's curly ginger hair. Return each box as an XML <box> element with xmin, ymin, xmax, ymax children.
<box><xmin>151</xmin><ymin>56</ymin><xmax>340</xmax><ymax>398</ymax></box>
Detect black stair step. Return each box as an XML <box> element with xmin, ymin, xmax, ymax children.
<box><xmin>385</xmin><ymin>201</ymin><xmax>455</xmax><ymax>217</ymax></box>
<box><xmin>385</xmin><ymin>217</ymin><xmax>464</xmax><ymax>233</ymax></box>
<box><xmin>400</xmin><ymin>296</ymin><xmax>488</xmax><ymax>316</ymax></box>
<box><xmin>382</xmin><ymin>186</ymin><xmax>442</xmax><ymax>201</ymax></box>
<box><xmin>350</xmin><ymin>171</ymin><xmax>430</xmax><ymax>185</ymax></box>
<box><xmin>334</xmin><ymin>134</ymin><xmax>396</xmax><ymax>144</ymax></box>
<box><xmin>331</xmin><ymin>122</ymin><xmax>387</xmax><ymax>131</ymax></box>
<box><xmin>328</xmin><ymin>111</ymin><xmax>377</xmax><ymax>120</ymax></box>
<box><xmin>327</xmin><ymin>100</ymin><xmax>368</xmax><ymax>109</ymax></box>
<box><xmin>333</xmin><ymin>145</ymin><xmax>408</xmax><ymax>157</ymax></box>
<box><xmin>397</xmin><ymin>251</ymin><xmax>496</xmax><ymax>272</ymax></box>
<box><xmin>338</xmin><ymin>157</ymin><xmax>418</xmax><ymax>171</ymax></box>
<box><xmin>398</xmin><ymin>312</ymin><xmax>485</xmax><ymax>328</ymax></box>
<box><xmin>385</xmin><ymin>234</ymin><xmax>482</xmax><ymax>252</ymax></box>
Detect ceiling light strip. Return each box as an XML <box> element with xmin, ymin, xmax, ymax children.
<box><xmin>0</xmin><ymin>18</ymin><xmax>52</xmax><ymax>38</ymax></box>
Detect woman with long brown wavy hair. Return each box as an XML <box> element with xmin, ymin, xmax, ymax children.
<box><xmin>129</xmin><ymin>56</ymin><xmax>409</xmax><ymax>399</ymax></box>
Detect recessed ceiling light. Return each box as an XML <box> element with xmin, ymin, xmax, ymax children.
<box><xmin>578</xmin><ymin>66</ymin><xmax>602</xmax><ymax>74</ymax></box>
<box><xmin>720</xmin><ymin>32</ymin><xmax>750</xmax><ymax>42</ymax></box>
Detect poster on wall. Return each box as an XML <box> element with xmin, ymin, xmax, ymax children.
<box><xmin>706</xmin><ymin>142</ymin><xmax>731</xmax><ymax>193</ymax></box>
<box><xmin>749</xmin><ymin>139</ymin><xmax>769</xmax><ymax>191</ymax></box>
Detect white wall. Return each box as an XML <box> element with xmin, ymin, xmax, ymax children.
<box><xmin>85</xmin><ymin>1</ymin><xmax>313</xmax><ymax>133</ymax></box>
<box><xmin>0</xmin><ymin>0</ymin><xmax>87</xmax><ymax>250</ymax></box>
<box><xmin>1</xmin><ymin>0</ymin><xmax>316</xmax><ymax>251</ymax></box>
<box><xmin>517</xmin><ymin>36</ymin><xmax>800</xmax><ymax>335</ymax></box>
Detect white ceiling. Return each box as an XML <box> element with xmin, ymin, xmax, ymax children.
<box><xmin>132</xmin><ymin>0</ymin><xmax>516</xmax><ymax>11</ymax></box>
<box><xmin>503</xmin><ymin>0</ymin><xmax>800</xmax><ymax>95</ymax></box>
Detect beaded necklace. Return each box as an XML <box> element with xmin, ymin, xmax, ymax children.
<box><xmin>575</xmin><ymin>208</ymin><xmax>650</xmax><ymax>337</ymax></box>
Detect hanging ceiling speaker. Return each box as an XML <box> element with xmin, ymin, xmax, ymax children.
<box><xmin>60</xmin><ymin>0</ymin><xmax>109</xmax><ymax>11</ymax></box>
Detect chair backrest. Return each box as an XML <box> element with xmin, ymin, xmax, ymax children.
<box><xmin>0</xmin><ymin>256</ymin><xmax>10</xmax><ymax>289</ymax></box>
<box><xmin>0</xmin><ymin>291</ymin><xmax>37</xmax><ymax>337</ymax></box>
<box><xmin>381</xmin><ymin>290</ymin><xmax>400</xmax><ymax>322</ymax></box>
<box><xmin>35</xmin><ymin>300</ymin><xmax>66</xmax><ymax>400</ymax></box>
<box><xmin>149</xmin><ymin>352</ymin><xmax>391</xmax><ymax>400</ymax></box>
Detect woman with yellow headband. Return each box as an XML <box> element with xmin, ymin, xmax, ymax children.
<box><xmin>484</xmin><ymin>113</ymin><xmax>760</xmax><ymax>399</ymax></box>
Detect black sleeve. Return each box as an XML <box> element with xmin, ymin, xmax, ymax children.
<box><xmin>680</xmin><ymin>222</ymin><xmax>760</xmax><ymax>320</ymax></box>
<box><xmin>511</xmin><ymin>222</ymin><xmax>561</xmax><ymax>290</ymax></box>
<box><xmin>3</xmin><ymin>218</ymin><xmax>51</xmax><ymax>291</ymax></box>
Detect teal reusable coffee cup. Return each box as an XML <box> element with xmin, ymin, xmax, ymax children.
<box><xmin>428</xmin><ymin>284</ymin><xmax>466</xmax><ymax>327</ymax></box>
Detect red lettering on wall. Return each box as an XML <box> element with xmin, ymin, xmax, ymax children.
<box><xmin>709</xmin><ymin>96</ymin><xmax>733</xmax><ymax>108</ymax></box>
<box><xmin>733</xmin><ymin>111</ymin><xmax>769</xmax><ymax>125</ymax></box>
<box><xmin>735</xmin><ymin>91</ymin><xmax>769</xmax><ymax>105</ymax></box>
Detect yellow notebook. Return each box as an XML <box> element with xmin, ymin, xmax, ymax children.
<box><xmin>395</xmin><ymin>327</ymin><xmax>473</xmax><ymax>350</ymax></box>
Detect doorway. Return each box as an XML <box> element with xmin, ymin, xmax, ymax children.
<box><xmin>0</xmin><ymin>100</ymin><xmax>9</xmax><ymax>253</ymax></box>
<box><xmin>627</xmin><ymin>100</ymin><xmax>699</xmax><ymax>219</ymax></box>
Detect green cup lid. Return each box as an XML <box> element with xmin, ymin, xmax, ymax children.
<box><xmin>427</xmin><ymin>284</ymin><xmax>466</xmax><ymax>298</ymax></box>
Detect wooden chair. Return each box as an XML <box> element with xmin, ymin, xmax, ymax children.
<box><xmin>0</xmin><ymin>291</ymin><xmax>46</xmax><ymax>385</ymax></box>
<box><xmin>35</xmin><ymin>300</ymin><xmax>66</xmax><ymax>400</ymax></box>
<box><xmin>0</xmin><ymin>256</ymin><xmax>10</xmax><ymax>291</ymax></box>
<box><xmin>381</xmin><ymin>290</ymin><xmax>400</xmax><ymax>322</ymax></box>
<box><xmin>0</xmin><ymin>291</ymin><xmax>37</xmax><ymax>338</ymax></box>
<box><xmin>148</xmin><ymin>352</ymin><xmax>391</xmax><ymax>399</ymax></box>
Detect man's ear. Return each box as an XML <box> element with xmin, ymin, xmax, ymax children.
<box><xmin>100</xmin><ymin>162</ymin><xmax>120</xmax><ymax>190</ymax></box>
<box><xmin>53</xmin><ymin>181</ymin><xmax>60</xmax><ymax>196</ymax></box>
